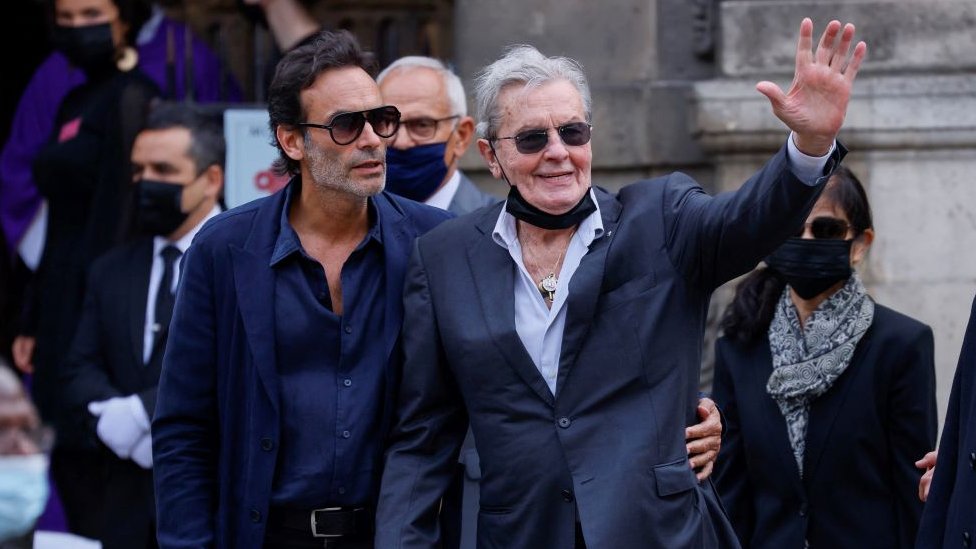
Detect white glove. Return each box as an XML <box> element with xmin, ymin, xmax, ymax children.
<box><xmin>130</xmin><ymin>434</ymin><xmax>153</xmax><ymax>469</ymax></box>
<box><xmin>88</xmin><ymin>395</ymin><xmax>150</xmax><ymax>460</ymax></box>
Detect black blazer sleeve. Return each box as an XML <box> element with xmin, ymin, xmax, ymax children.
<box><xmin>375</xmin><ymin>239</ymin><xmax>469</xmax><ymax>549</ymax></box>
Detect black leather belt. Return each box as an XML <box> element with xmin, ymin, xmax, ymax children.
<box><xmin>267</xmin><ymin>506</ymin><xmax>373</xmax><ymax>538</ymax></box>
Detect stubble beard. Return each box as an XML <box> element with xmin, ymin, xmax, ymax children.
<box><xmin>304</xmin><ymin>138</ymin><xmax>386</xmax><ymax>199</ymax></box>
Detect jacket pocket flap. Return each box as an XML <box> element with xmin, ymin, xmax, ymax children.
<box><xmin>652</xmin><ymin>458</ymin><xmax>696</xmax><ymax>497</ymax></box>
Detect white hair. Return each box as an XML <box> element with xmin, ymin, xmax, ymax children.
<box><xmin>377</xmin><ymin>56</ymin><xmax>467</xmax><ymax>117</ymax></box>
<box><xmin>473</xmin><ymin>45</ymin><xmax>591</xmax><ymax>139</ymax></box>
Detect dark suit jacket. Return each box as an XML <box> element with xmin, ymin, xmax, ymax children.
<box><xmin>376</xmin><ymin>145</ymin><xmax>839</xmax><ymax>549</ymax></box>
<box><xmin>58</xmin><ymin>236</ymin><xmax>165</xmax><ymax>549</ymax></box>
<box><xmin>917</xmin><ymin>296</ymin><xmax>976</xmax><ymax>549</ymax></box>
<box><xmin>712</xmin><ymin>305</ymin><xmax>936</xmax><ymax>549</ymax></box>
<box><xmin>151</xmin><ymin>181</ymin><xmax>451</xmax><ymax>549</ymax></box>
<box><xmin>447</xmin><ymin>172</ymin><xmax>498</xmax><ymax>216</ymax></box>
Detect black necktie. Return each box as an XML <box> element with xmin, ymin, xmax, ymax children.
<box><xmin>153</xmin><ymin>245</ymin><xmax>182</xmax><ymax>351</ymax></box>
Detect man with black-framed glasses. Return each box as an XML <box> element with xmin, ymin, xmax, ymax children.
<box><xmin>377</xmin><ymin>56</ymin><xmax>498</xmax><ymax>215</ymax></box>
<box><xmin>152</xmin><ymin>30</ymin><xmax>452</xmax><ymax>549</ymax></box>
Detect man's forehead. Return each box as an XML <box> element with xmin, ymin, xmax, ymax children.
<box><xmin>302</xmin><ymin>66</ymin><xmax>384</xmax><ymax>118</ymax></box>
<box><xmin>134</xmin><ymin>127</ymin><xmax>192</xmax><ymax>157</ymax></box>
<box><xmin>379</xmin><ymin>66</ymin><xmax>450</xmax><ymax>117</ymax></box>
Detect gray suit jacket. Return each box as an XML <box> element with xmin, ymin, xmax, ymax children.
<box><xmin>447</xmin><ymin>172</ymin><xmax>498</xmax><ymax>216</ymax></box>
<box><xmin>377</xmin><ymin>144</ymin><xmax>841</xmax><ymax>549</ymax></box>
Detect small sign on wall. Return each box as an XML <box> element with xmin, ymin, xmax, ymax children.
<box><xmin>223</xmin><ymin>108</ymin><xmax>290</xmax><ymax>208</ymax></box>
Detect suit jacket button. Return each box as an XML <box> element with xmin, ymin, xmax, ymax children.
<box><xmin>561</xmin><ymin>489</ymin><xmax>574</xmax><ymax>502</ymax></box>
<box><xmin>969</xmin><ymin>452</ymin><xmax>976</xmax><ymax>470</ymax></box>
<box><xmin>260</xmin><ymin>438</ymin><xmax>274</xmax><ymax>451</ymax></box>
<box><xmin>557</xmin><ymin>417</ymin><xmax>571</xmax><ymax>429</ymax></box>
<box><xmin>250</xmin><ymin>509</ymin><xmax>262</xmax><ymax>523</ymax></box>
<box><xmin>963</xmin><ymin>530</ymin><xmax>971</xmax><ymax>547</ymax></box>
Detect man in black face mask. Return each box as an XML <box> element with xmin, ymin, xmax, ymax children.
<box><xmin>378</xmin><ymin>56</ymin><xmax>498</xmax><ymax>215</ymax></box>
<box><xmin>57</xmin><ymin>102</ymin><xmax>223</xmax><ymax>549</ymax></box>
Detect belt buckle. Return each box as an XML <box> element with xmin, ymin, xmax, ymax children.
<box><xmin>310</xmin><ymin>507</ymin><xmax>343</xmax><ymax>538</ymax></box>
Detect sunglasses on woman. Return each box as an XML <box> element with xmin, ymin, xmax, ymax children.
<box><xmin>492</xmin><ymin>122</ymin><xmax>592</xmax><ymax>154</ymax></box>
<box><xmin>298</xmin><ymin>106</ymin><xmax>401</xmax><ymax>146</ymax></box>
<box><xmin>795</xmin><ymin>217</ymin><xmax>851</xmax><ymax>239</ymax></box>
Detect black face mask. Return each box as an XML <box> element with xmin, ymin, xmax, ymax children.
<box><xmin>505</xmin><ymin>185</ymin><xmax>597</xmax><ymax>230</ymax></box>
<box><xmin>51</xmin><ymin>23</ymin><xmax>116</xmax><ymax>73</ymax></box>
<box><xmin>136</xmin><ymin>179</ymin><xmax>189</xmax><ymax>237</ymax></box>
<box><xmin>765</xmin><ymin>237</ymin><xmax>854</xmax><ymax>300</ymax></box>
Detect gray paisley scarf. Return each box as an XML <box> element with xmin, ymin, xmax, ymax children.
<box><xmin>766</xmin><ymin>272</ymin><xmax>875</xmax><ymax>477</ymax></box>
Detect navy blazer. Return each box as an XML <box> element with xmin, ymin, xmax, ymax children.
<box><xmin>917</xmin><ymin>296</ymin><xmax>976</xmax><ymax>549</ymax></box>
<box><xmin>376</xmin><ymin>144</ymin><xmax>839</xmax><ymax>549</ymax></box>
<box><xmin>713</xmin><ymin>305</ymin><xmax>936</xmax><ymax>549</ymax></box>
<box><xmin>151</xmin><ymin>180</ymin><xmax>451</xmax><ymax>549</ymax></box>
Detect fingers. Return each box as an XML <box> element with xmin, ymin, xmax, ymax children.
<box><xmin>815</xmin><ymin>20</ymin><xmax>842</xmax><ymax>65</ymax></box>
<box><xmin>694</xmin><ymin>458</ymin><xmax>715</xmax><ymax>482</ymax></box>
<box><xmin>844</xmin><ymin>41</ymin><xmax>868</xmax><ymax>82</ymax></box>
<box><xmin>794</xmin><ymin>17</ymin><xmax>814</xmax><ymax>69</ymax></box>
<box><xmin>756</xmin><ymin>81</ymin><xmax>787</xmax><ymax>112</ymax></box>
<box><xmin>830</xmin><ymin>23</ymin><xmax>855</xmax><ymax>68</ymax></box>
<box><xmin>915</xmin><ymin>450</ymin><xmax>938</xmax><ymax>470</ymax></box>
<box><xmin>919</xmin><ymin>468</ymin><xmax>934</xmax><ymax>502</ymax></box>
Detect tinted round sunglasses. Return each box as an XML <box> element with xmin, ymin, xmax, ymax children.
<box><xmin>492</xmin><ymin>122</ymin><xmax>592</xmax><ymax>154</ymax></box>
<box><xmin>298</xmin><ymin>105</ymin><xmax>401</xmax><ymax>145</ymax></box>
<box><xmin>795</xmin><ymin>217</ymin><xmax>852</xmax><ymax>239</ymax></box>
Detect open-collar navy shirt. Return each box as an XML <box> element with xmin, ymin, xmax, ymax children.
<box><xmin>268</xmin><ymin>180</ymin><xmax>387</xmax><ymax>508</ymax></box>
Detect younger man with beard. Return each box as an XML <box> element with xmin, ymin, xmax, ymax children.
<box><xmin>58</xmin><ymin>102</ymin><xmax>224</xmax><ymax>549</ymax></box>
<box><xmin>152</xmin><ymin>30</ymin><xmax>451</xmax><ymax>549</ymax></box>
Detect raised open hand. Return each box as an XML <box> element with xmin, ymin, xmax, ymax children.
<box><xmin>756</xmin><ymin>18</ymin><xmax>867</xmax><ymax>156</ymax></box>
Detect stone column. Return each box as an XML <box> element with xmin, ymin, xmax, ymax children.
<box><xmin>693</xmin><ymin>0</ymin><xmax>976</xmax><ymax>422</ymax></box>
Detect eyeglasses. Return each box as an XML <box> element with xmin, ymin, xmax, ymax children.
<box><xmin>492</xmin><ymin>122</ymin><xmax>592</xmax><ymax>154</ymax></box>
<box><xmin>795</xmin><ymin>217</ymin><xmax>852</xmax><ymax>239</ymax></box>
<box><xmin>400</xmin><ymin>115</ymin><xmax>460</xmax><ymax>141</ymax></box>
<box><xmin>297</xmin><ymin>105</ymin><xmax>401</xmax><ymax>146</ymax></box>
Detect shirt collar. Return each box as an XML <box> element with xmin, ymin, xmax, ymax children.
<box><xmin>153</xmin><ymin>204</ymin><xmax>222</xmax><ymax>257</ymax></box>
<box><xmin>270</xmin><ymin>179</ymin><xmax>383</xmax><ymax>267</ymax></box>
<box><xmin>424</xmin><ymin>169</ymin><xmax>461</xmax><ymax>211</ymax></box>
<box><xmin>492</xmin><ymin>188</ymin><xmax>605</xmax><ymax>250</ymax></box>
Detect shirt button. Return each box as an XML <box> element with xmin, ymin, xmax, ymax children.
<box><xmin>250</xmin><ymin>509</ymin><xmax>262</xmax><ymax>523</ymax></box>
<box><xmin>342</xmin><ymin>430</ymin><xmax>351</xmax><ymax>439</ymax></box>
<box><xmin>561</xmin><ymin>489</ymin><xmax>574</xmax><ymax>502</ymax></box>
<box><xmin>344</xmin><ymin>325</ymin><xmax>353</xmax><ymax>334</ymax></box>
<box><xmin>557</xmin><ymin>417</ymin><xmax>571</xmax><ymax>429</ymax></box>
<box><xmin>343</xmin><ymin>379</ymin><xmax>352</xmax><ymax>387</ymax></box>
<box><xmin>260</xmin><ymin>437</ymin><xmax>274</xmax><ymax>451</ymax></box>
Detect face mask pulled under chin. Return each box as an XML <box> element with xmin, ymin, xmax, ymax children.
<box><xmin>136</xmin><ymin>179</ymin><xmax>190</xmax><ymax>237</ymax></box>
<box><xmin>0</xmin><ymin>454</ymin><xmax>49</xmax><ymax>542</ymax></box>
<box><xmin>765</xmin><ymin>237</ymin><xmax>854</xmax><ymax>300</ymax></box>
<box><xmin>51</xmin><ymin>22</ymin><xmax>116</xmax><ymax>73</ymax></box>
<box><xmin>385</xmin><ymin>142</ymin><xmax>450</xmax><ymax>202</ymax></box>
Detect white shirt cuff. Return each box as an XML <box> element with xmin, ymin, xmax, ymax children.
<box><xmin>787</xmin><ymin>131</ymin><xmax>835</xmax><ymax>186</ymax></box>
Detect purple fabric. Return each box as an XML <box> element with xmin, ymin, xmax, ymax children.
<box><xmin>0</xmin><ymin>17</ymin><xmax>242</xmax><ymax>254</ymax></box>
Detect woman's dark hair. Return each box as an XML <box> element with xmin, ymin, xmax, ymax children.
<box><xmin>720</xmin><ymin>165</ymin><xmax>873</xmax><ymax>343</ymax></box>
<box><xmin>267</xmin><ymin>29</ymin><xmax>376</xmax><ymax>176</ymax></box>
<box><xmin>46</xmin><ymin>0</ymin><xmax>152</xmax><ymax>46</ymax></box>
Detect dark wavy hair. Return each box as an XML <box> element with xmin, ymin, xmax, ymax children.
<box><xmin>720</xmin><ymin>165</ymin><xmax>873</xmax><ymax>343</ymax></box>
<box><xmin>267</xmin><ymin>29</ymin><xmax>376</xmax><ymax>176</ymax></box>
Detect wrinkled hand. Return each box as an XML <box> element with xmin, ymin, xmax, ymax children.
<box><xmin>756</xmin><ymin>18</ymin><xmax>867</xmax><ymax>156</ymax></box>
<box><xmin>130</xmin><ymin>434</ymin><xmax>153</xmax><ymax>469</ymax></box>
<box><xmin>11</xmin><ymin>336</ymin><xmax>35</xmax><ymax>374</ymax></box>
<box><xmin>88</xmin><ymin>396</ymin><xmax>150</xmax><ymax>461</ymax></box>
<box><xmin>686</xmin><ymin>397</ymin><xmax>722</xmax><ymax>481</ymax></box>
<box><xmin>915</xmin><ymin>450</ymin><xmax>937</xmax><ymax>502</ymax></box>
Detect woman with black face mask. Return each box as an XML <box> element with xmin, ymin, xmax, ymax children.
<box><xmin>711</xmin><ymin>166</ymin><xmax>937</xmax><ymax>549</ymax></box>
<box><xmin>11</xmin><ymin>0</ymin><xmax>158</xmax><ymax>541</ymax></box>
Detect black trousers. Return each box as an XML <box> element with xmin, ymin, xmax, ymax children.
<box><xmin>575</xmin><ymin>521</ymin><xmax>587</xmax><ymax>549</ymax></box>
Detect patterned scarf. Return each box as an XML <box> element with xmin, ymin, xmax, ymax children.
<box><xmin>766</xmin><ymin>273</ymin><xmax>875</xmax><ymax>477</ymax></box>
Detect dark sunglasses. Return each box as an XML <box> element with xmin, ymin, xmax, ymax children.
<box><xmin>492</xmin><ymin>122</ymin><xmax>592</xmax><ymax>154</ymax></box>
<box><xmin>298</xmin><ymin>106</ymin><xmax>401</xmax><ymax>146</ymax></box>
<box><xmin>795</xmin><ymin>217</ymin><xmax>852</xmax><ymax>240</ymax></box>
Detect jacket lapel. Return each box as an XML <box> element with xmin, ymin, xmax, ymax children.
<box><xmin>802</xmin><ymin>331</ymin><xmax>871</xmax><ymax>485</ymax></box>
<box><xmin>128</xmin><ymin>239</ymin><xmax>154</xmax><ymax>367</ymax></box>
<box><xmin>377</xmin><ymin>195</ymin><xmax>410</xmax><ymax>365</ymax></box>
<box><xmin>467</xmin><ymin>205</ymin><xmax>554</xmax><ymax>407</ymax></box>
<box><xmin>555</xmin><ymin>189</ymin><xmax>622</xmax><ymax>396</ymax></box>
<box><xmin>229</xmin><ymin>187</ymin><xmax>290</xmax><ymax>416</ymax></box>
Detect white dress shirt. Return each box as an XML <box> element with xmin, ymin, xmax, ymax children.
<box><xmin>423</xmin><ymin>169</ymin><xmax>461</xmax><ymax>211</ymax></box>
<box><xmin>142</xmin><ymin>205</ymin><xmax>221</xmax><ymax>363</ymax></box>
<box><xmin>491</xmin><ymin>135</ymin><xmax>833</xmax><ymax>395</ymax></box>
